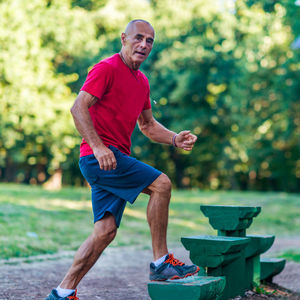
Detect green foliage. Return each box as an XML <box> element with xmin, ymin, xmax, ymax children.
<box><xmin>139</xmin><ymin>0</ymin><xmax>300</xmax><ymax>190</ymax></box>
<box><xmin>0</xmin><ymin>0</ymin><xmax>299</xmax><ymax>191</ymax></box>
<box><xmin>0</xmin><ymin>0</ymin><xmax>96</xmax><ymax>182</ymax></box>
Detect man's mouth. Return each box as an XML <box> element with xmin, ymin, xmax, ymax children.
<box><xmin>135</xmin><ymin>51</ymin><xmax>146</xmax><ymax>56</ymax></box>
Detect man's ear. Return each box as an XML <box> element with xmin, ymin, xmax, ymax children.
<box><xmin>121</xmin><ymin>33</ymin><xmax>126</xmax><ymax>46</ymax></box>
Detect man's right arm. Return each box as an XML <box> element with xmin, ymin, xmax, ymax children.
<box><xmin>70</xmin><ymin>91</ymin><xmax>117</xmax><ymax>171</ymax></box>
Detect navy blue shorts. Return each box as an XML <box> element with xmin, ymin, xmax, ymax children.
<box><xmin>79</xmin><ymin>145</ymin><xmax>162</xmax><ymax>227</ymax></box>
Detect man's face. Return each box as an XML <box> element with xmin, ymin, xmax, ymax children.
<box><xmin>121</xmin><ymin>22</ymin><xmax>154</xmax><ymax>67</ymax></box>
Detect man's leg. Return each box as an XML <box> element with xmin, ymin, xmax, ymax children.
<box><xmin>59</xmin><ymin>213</ymin><xmax>117</xmax><ymax>289</ymax></box>
<box><xmin>144</xmin><ymin>173</ymin><xmax>172</xmax><ymax>260</ymax></box>
<box><xmin>145</xmin><ymin>173</ymin><xmax>200</xmax><ymax>281</ymax></box>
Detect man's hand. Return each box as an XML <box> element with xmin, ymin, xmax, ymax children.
<box><xmin>175</xmin><ymin>131</ymin><xmax>197</xmax><ymax>151</ymax></box>
<box><xmin>93</xmin><ymin>146</ymin><xmax>117</xmax><ymax>171</ymax></box>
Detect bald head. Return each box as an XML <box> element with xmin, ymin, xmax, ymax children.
<box><xmin>120</xmin><ymin>19</ymin><xmax>155</xmax><ymax>70</ymax></box>
<box><xmin>124</xmin><ymin>19</ymin><xmax>155</xmax><ymax>37</ymax></box>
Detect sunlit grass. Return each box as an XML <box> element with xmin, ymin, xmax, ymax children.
<box><xmin>0</xmin><ymin>183</ymin><xmax>299</xmax><ymax>259</ymax></box>
<box><xmin>278</xmin><ymin>250</ymin><xmax>300</xmax><ymax>263</ymax></box>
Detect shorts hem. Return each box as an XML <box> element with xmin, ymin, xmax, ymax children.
<box><xmin>94</xmin><ymin>209</ymin><xmax>121</xmax><ymax>228</ymax></box>
<box><xmin>127</xmin><ymin>171</ymin><xmax>162</xmax><ymax>204</ymax></box>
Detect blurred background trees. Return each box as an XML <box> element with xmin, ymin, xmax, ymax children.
<box><xmin>0</xmin><ymin>0</ymin><xmax>299</xmax><ymax>191</ymax></box>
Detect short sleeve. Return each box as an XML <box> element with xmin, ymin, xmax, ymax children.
<box><xmin>80</xmin><ymin>62</ymin><xmax>113</xmax><ymax>100</ymax></box>
<box><xmin>142</xmin><ymin>76</ymin><xmax>151</xmax><ymax>111</ymax></box>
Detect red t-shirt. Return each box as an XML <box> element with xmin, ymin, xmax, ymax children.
<box><xmin>79</xmin><ymin>54</ymin><xmax>151</xmax><ymax>157</ymax></box>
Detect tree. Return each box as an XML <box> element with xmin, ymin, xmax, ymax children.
<box><xmin>0</xmin><ymin>0</ymin><xmax>299</xmax><ymax>191</ymax></box>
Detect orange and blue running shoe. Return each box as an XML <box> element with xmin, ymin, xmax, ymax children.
<box><xmin>44</xmin><ymin>289</ymin><xmax>79</xmax><ymax>300</ymax></box>
<box><xmin>149</xmin><ymin>253</ymin><xmax>200</xmax><ymax>281</ymax></box>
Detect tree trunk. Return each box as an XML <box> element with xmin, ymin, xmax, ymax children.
<box><xmin>43</xmin><ymin>168</ymin><xmax>62</xmax><ymax>190</ymax></box>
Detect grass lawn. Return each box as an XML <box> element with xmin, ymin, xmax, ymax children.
<box><xmin>0</xmin><ymin>183</ymin><xmax>299</xmax><ymax>260</ymax></box>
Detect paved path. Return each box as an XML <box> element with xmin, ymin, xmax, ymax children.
<box><xmin>0</xmin><ymin>238</ymin><xmax>300</xmax><ymax>300</ymax></box>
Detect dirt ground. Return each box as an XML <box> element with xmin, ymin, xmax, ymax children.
<box><xmin>0</xmin><ymin>238</ymin><xmax>299</xmax><ymax>300</ymax></box>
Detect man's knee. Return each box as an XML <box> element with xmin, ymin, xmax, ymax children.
<box><xmin>93</xmin><ymin>214</ymin><xmax>117</xmax><ymax>244</ymax></box>
<box><xmin>94</xmin><ymin>226</ymin><xmax>117</xmax><ymax>245</ymax></box>
<box><xmin>154</xmin><ymin>173</ymin><xmax>172</xmax><ymax>195</ymax></box>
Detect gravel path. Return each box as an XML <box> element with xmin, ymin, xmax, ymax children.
<box><xmin>0</xmin><ymin>238</ymin><xmax>299</xmax><ymax>300</ymax></box>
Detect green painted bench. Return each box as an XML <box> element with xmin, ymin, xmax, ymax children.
<box><xmin>148</xmin><ymin>205</ymin><xmax>286</xmax><ymax>300</ymax></box>
<box><xmin>181</xmin><ymin>235</ymin><xmax>249</xmax><ymax>300</ymax></box>
<box><xmin>260</xmin><ymin>257</ymin><xmax>286</xmax><ymax>283</ymax></box>
<box><xmin>148</xmin><ymin>276</ymin><xmax>225</xmax><ymax>300</ymax></box>
<box><xmin>200</xmin><ymin>205</ymin><xmax>261</xmax><ymax>237</ymax></box>
<box><xmin>200</xmin><ymin>205</ymin><xmax>286</xmax><ymax>289</ymax></box>
<box><xmin>245</xmin><ymin>234</ymin><xmax>275</xmax><ymax>287</ymax></box>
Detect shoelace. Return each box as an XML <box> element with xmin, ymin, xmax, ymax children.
<box><xmin>67</xmin><ymin>289</ymin><xmax>79</xmax><ymax>300</ymax></box>
<box><xmin>164</xmin><ymin>254</ymin><xmax>185</xmax><ymax>266</ymax></box>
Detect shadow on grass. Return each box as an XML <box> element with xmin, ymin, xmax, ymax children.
<box><xmin>0</xmin><ymin>202</ymin><xmax>92</xmax><ymax>259</ymax></box>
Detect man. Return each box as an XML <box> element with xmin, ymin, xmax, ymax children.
<box><xmin>45</xmin><ymin>19</ymin><xmax>199</xmax><ymax>300</ymax></box>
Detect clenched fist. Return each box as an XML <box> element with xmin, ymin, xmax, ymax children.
<box><xmin>174</xmin><ymin>131</ymin><xmax>197</xmax><ymax>151</ymax></box>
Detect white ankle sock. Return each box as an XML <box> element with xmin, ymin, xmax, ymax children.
<box><xmin>153</xmin><ymin>253</ymin><xmax>168</xmax><ymax>267</ymax></box>
<box><xmin>56</xmin><ymin>286</ymin><xmax>75</xmax><ymax>297</ymax></box>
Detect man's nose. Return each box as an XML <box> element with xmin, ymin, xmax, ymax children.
<box><xmin>140</xmin><ymin>39</ymin><xmax>147</xmax><ymax>48</ymax></box>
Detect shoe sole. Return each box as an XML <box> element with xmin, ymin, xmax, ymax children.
<box><xmin>150</xmin><ymin>266</ymin><xmax>200</xmax><ymax>281</ymax></box>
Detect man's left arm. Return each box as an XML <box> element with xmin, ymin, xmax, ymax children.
<box><xmin>137</xmin><ymin>109</ymin><xmax>197</xmax><ymax>151</ymax></box>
